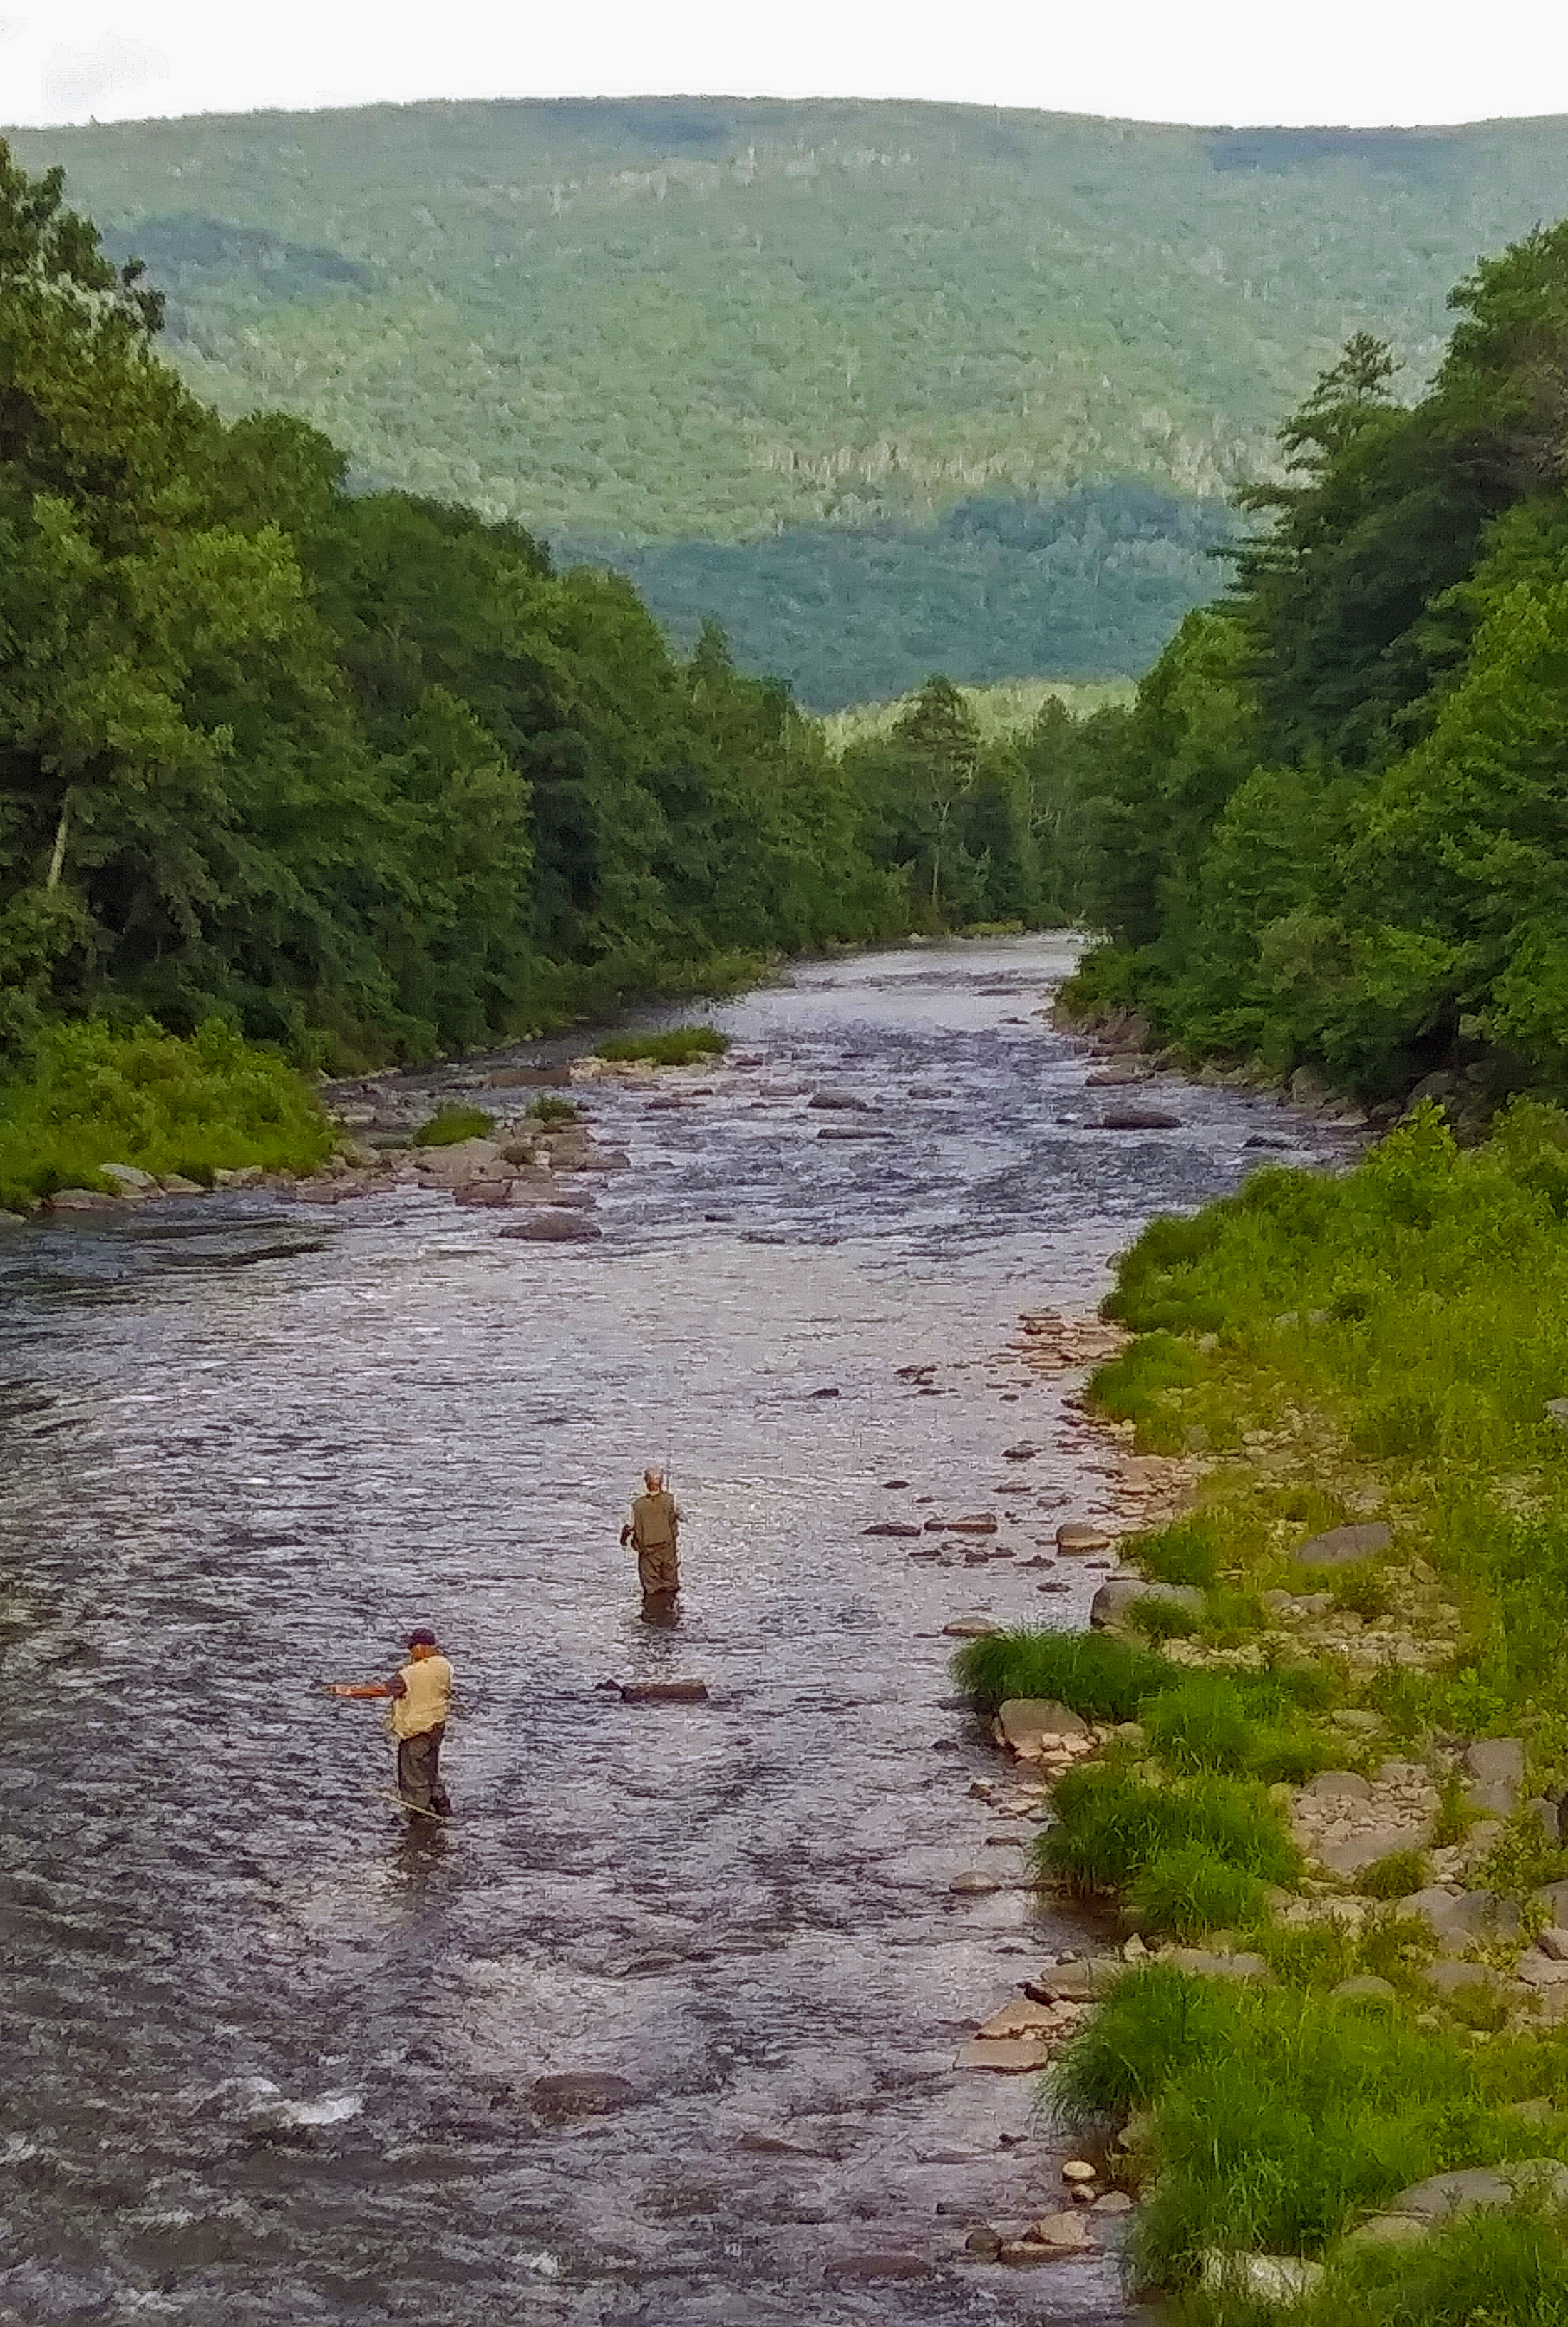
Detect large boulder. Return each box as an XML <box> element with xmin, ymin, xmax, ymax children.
<box><xmin>1090</xmin><ymin>1576</ymin><xmax>1203</xmax><ymax>1631</ymax></box>
<box><xmin>46</xmin><ymin>1187</ymin><xmax>120</xmax><ymax>1213</ymax></box>
<box><xmin>1464</xmin><ymin>1737</ymin><xmax>1526</xmax><ymax>1817</ymax></box>
<box><xmin>1385</xmin><ymin>2159</ymin><xmax>1568</xmax><ymax>2223</ymax></box>
<box><xmin>1292</xmin><ymin>1522</ymin><xmax>1393</xmax><ymax>1568</ymax></box>
<box><xmin>100</xmin><ymin>1163</ymin><xmax>158</xmax><ymax>1196</ymax></box>
<box><xmin>996</xmin><ymin>1699</ymin><xmax>1090</xmax><ymax>1755</ymax></box>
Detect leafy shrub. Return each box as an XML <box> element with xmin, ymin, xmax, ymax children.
<box><xmin>950</xmin><ymin>1628</ymin><xmax>1170</xmax><ymax>1720</ymax></box>
<box><xmin>595</xmin><ymin>1026</ymin><xmax>730</xmax><ymax>1066</ymax></box>
<box><xmin>0</xmin><ymin>1017</ymin><xmax>331</xmax><ymax>1208</ymax></box>
<box><xmin>1127</xmin><ymin>1842</ymin><xmax>1269</xmax><ymax>1938</ymax></box>
<box><xmin>1357</xmin><ymin>1848</ymin><xmax>1429</xmax><ymax>1900</ymax></box>
<box><xmin>413</xmin><ymin>1105</ymin><xmax>496</xmax><ymax>1147</ymax></box>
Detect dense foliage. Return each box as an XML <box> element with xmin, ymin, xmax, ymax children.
<box><xmin>1068</xmin><ymin>220</ymin><xmax>1568</xmax><ymax>1113</ymax></box>
<box><xmin>14</xmin><ymin>99</ymin><xmax>1568</xmax><ymax>697</ymax></box>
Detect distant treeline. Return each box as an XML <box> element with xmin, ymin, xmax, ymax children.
<box><xmin>1066</xmin><ymin>216</ymin><xmax>1568</xmax><ymax>1116</ymax></box>
<box><xmin>0</xmin><ymin>144</ymin><xmax>1098</xmax><ymax>1081</ymax></box>
<box><xmin>578</xmin><ymin>486</ymin><xmax>1227</xmax><ymax>711</ymax></box>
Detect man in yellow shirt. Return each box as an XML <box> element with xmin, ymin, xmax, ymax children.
<box><xmin>621</xmin><ymin>1469</ymin><xmax>682</xmax><ymax>1606</ymax></box>
<box><xmin>327</xmin><ymin>1628</ymin><xmax>454</xmax><ymax>1817</ymax></box>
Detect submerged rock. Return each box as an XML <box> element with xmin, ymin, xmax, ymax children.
<box><xmin>529</xmin><ymin>2072</ymin><xmax>637</xmax><ymax>2120</ymax></box>
<box><xmin>499</xmin><ymin>1213</ymin><xmax>603</xmax><ymax>1242</ymax></box>
<box><xmin>619</xmin><ymin>1680</ymin><xmax>708</xmax><ymax>1704</ymax></box>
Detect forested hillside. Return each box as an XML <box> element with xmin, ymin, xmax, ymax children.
<box><xmin>9</xmin><ymin>98</ymin><xmax>1568</xmax><ymax>702</ymax></box>
<box><xmin>1067</xmin><ymin>220</ymin><xmax>1568</xmax><ymax>1124</ymax></box>
<box><xmin>0</xmin><ymin>139</ymin><xmax>1082</xmax><ymax>1129</ymax></box>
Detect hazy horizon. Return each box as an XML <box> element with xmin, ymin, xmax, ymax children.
<box><xmin>4</xmin><ymin>0</ymin><xmax>1566</xmax><ymax>135</ymax></box>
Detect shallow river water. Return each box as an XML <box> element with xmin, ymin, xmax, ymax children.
<box><xmin>0</xmin><ymin>936</ymin><xmax>1350</xmax><ymax>2327</ymax></box>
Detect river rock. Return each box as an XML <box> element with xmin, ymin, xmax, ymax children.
<box><xmin>1090</xmin><ymin>1576</ymin><xmax>1202</xmax><ymax>1631</ymax></box>
<box><xmin>46</xmin><ymin>1187</ymin><xmax>120</xmax><ymax>1213</ymax></box>
<box><xmin>416</xmin><ymin>1137</ymin><xmax>507</xmax><ymax>1182</ymax></box>
<box><xmin>1318</xmin><ymin>1827</ymin><xmax>1433</xmax><ymax>1879</ymax></box>
<box><xmin>942</xmin><ymin>1620</ymin><xmax>997</xmax><ymax>1639</ymax></box>
<box><xmin>1292</xmin><ymin>1521</ymin><xmax>1393</xmax><ymax>1568</ymax></box>
<box><xmin>1085</xmin><ymin>1061</ymin><xmax>1153</xmax><ymax>1087</ymax></box>
<box><xmin>619</xmin><ymin>1680</ymin><xmax>708</xmax><ymax>1704</ymax></box>
<box><xmin>1386</xmin><ymin>2159</ymin><xmax>1568</xmax><ymax>2222</ymax></box>
<box><xmin>1003</xmin><ymin>1442</ymin><xmax>1041</xmax><ymax>1460</ymax></box>
<box><xmin>975</xmin><ymin>2000</ymin><xmax>1064</xmax><ymax>2040</ymax></box>
<box><xmin>530</xmin><ymin>2072</ymin><xmax>637</xmax><ymax>2120</ymax></box>
<box><xmin>807</xmin><ymin>1090</ymin><xmax>871</xmax><ymax>1111</ymax></box>
<box><xmin>823</xmin><ymin>2254</ymin><xmax>934</xmax><ymax>2282</ymax></box>
<box><xmin>499</xmin><ymin>1213</ymin><xmax>603</xmax><ymax>1242</ymax></box>
<box><xmin>0</xmin><ymin>1211</ymin><xmax>25</xmax><ymax>1228</ymax></box>
<box><xmin>1200</xmin><ymin>2254</ymin><xmax>1324</xmax><ymax>2302</ymax></box>
<box><xmin>100</xmin><ymin>1163</ymin><xmax>158</xmax><ymax>1195</ymax></box>
<box><xmin>1058</xmin><ymin>1521</ymin><xmax>1113</xmax><ymax>1554</ymax></box>
<box><xmin>1023</xmin><ymin>2211</ymin><xmax>1094</xmax><ymax>2252</ymax></box>
<box><xmin>862</xmin><ymin>1521</ymin><xmax>924</xmax><ymax>1538</ymax></box>
<box><xmin>954</xmin><ymin>2038</ymin><xmax>1051</xmax><ymax>2072</ymax></box>
<box><xmin>949</xmin><ymin>1871</ymin><xmax>1000</xmax><ymax>1895</ymax></box>
<box><xmin>817</xmin><ymin>1125</ymin><xmax>893</xmax><ymax>1140</ymax></box>
<box><xmin>932</xmin><ymin>1514</ymin><xmax>998</xmax><ymax>1535</ymax></box>
<box><xmin>570</xmin><ymin>1147</ymin><xmax>631</xmax><ymax>1172</ymax></box>
<box><xmin>453</xmin><ymin>1180</ymin><xmax>515</xmax><ymax>1208</ymax></box>
<box><xmin>1332</xmin><ymin>1975</ymin><xmax>1398</xmax><ymax>2003</ymax></box>
<box><xmin>1094</xmin><ymin>1108</ymin><xmax>1182</xmax><ymax>1131</ymax></box>
<box><xmin>1463</xmin><ymin>1737</ymin><xmax>1526</xmax><ymax>1816</ymax></box>
<box><xmin>1423</xmin><ymin>1958</ymin><xmax>1504</xmax><ymax>1999</ymax></box>
<box><xmin>996</xmin><ymin>1699</ymin><xmax>1090</xmax><ymax>1754</ymax></box>
<box><xmin>1400</xmin><ymin>1886</ymin><xmax>1520</xmax><ymax>1941</ymax></box>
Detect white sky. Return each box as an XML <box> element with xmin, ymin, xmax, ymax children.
<box><xmin>1</xmin><ymin>0</ymin><xmax>1566</xmax><ymax>132</ymax></box>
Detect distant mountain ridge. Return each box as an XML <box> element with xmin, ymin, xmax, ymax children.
<box><xmin>12</xmin><ymin>98</ymin><xmax>1568</xmax><ymax>702</ymax></box>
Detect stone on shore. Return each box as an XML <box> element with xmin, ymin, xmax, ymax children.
<box><xmin>954</xmin><ymin>2038</ymin><xmax>1051</xmax><ymax>2072</ymax></box>
<box><xmin>1292</xmin><ymin>1521</ymin><xmax>1393</xmax><ymax>1568</ymax></box>
<box><xmin>1383</xmin><ymin>2159</ymin><xmax>1568</xmax><ymax>2225</ymax></box>
<box><xmin>1090</xmin><ymin>1576</ymin><xmax>1202</xmax><ymax>1630</ymax></box>
<box><xmin>1021</xmin><ymin>2212</ymin><xmax>1095</xmax><ymax>2253</ymax></box>
<box><xmin>1464</xmin><ymin>1736</ymin><xmax>1525</xmax><ymax>1815</ymax></box>
<box><xmin>996</xmin><ymin>1699</ymin><xmax>1090</xmax><ymax>1755</ymax></box>
<box><xmin>100</xmin><ymin>1163</ymin><xmax>158</xmax><ymax>1195</ymax></box>
<box><xmin>0</xmin><ymin>1211</ymin><xmax>26</xmax><ymax>1228</ymax></box>
<box><xmin>46</xmin><ymin>1187</ymin><xmax>120</xmax><ymax>1213</ymax></box>
<box><xmin>1200</xmin><ymin>2254</ymin><xmax>1324</xmax><ymax>2303</ymax></box>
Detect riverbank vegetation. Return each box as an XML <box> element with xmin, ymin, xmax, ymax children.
<box><xmin>0</xmin><ymin>1020</ymin><xmax>332</xmax><ymax>1211</ymax></box>
<box><xmin>956</xmin><ymin>1104</ymin><xmax>1568</xmax><ymax>2315</ymax></box>
<box><xmin>1064</xmin><ymin>218</ymin><xmax>1568</xmax><ymax>1126</ymax></box>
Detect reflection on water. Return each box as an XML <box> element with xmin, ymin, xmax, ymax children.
<box><xmin>0</xmin><ymin>938</ymin><xmax>1348</xmax><ymax>2324</ymax></box>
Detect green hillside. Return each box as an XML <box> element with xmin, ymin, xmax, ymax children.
<box><xmin>14</xmin><ymin>98</ymin><xmax>1568</xmax><ymax>701</ymax></box>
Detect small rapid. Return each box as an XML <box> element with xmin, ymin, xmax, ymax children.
<box><xmin>0</xmin><ymin>936</ymin><xmax>1351</xmax><ymax>2326</ymax></box>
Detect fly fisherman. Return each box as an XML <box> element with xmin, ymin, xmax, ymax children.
<box><xmin>326</xmin><ymin>1628</ymin><xmax>454</xmax><ymax>1817</ymax></box>
<box><xmin>621</xmin><ymin>1469</ymin><xmax>682</xmax><ymax>1608</ymax></box>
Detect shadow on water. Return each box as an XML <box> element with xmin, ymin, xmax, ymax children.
<box><xmin>0</xmin><ymin>937</ymin><xmax>1352</xmax><ymax>2325</ymax></box>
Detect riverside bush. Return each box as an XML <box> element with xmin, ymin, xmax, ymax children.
<box><xmin>1126</xmin><ymin>1843</ymin><xmax>1269</xmax><ymax>1939</ymax></box>
<box><xmin>0</xmin><ymin>1018</ymin><xmax>331</xmax><ymax>1207</ymax></box>
<box><xmin>413</xmin><ymin>1106</ymin><xmax>497</xmax><ymax>1147</ymax></box>
<box><xmin>949</xmin><ymin>1628</ymin><xmax>1170</xmax><ymax>1720</ymax></box>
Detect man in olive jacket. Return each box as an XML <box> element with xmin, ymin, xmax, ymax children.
<box><xmin>621</xmin><ymin>1469</ymin><xmax>682</xmax><ymax>1605</ymax></box>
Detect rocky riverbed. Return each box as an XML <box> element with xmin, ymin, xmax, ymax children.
<box><xmin>0</xmin><ymin>935</ymin><xmax>1357</xmax><ymax>2326</ymax></box>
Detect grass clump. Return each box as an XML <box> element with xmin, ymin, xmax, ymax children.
<box><xmin>1357</xmin><ymin>1848</ymin><xmax>1430</xmax><ymax>1901</ymax></box>
<box><xmin>1038</xmin><ymin>1762</ymin><xmax>1299</xmax><ymax>1904</ymax></box>
<box><xmin>1297</xmin><ymin>2205</ymin><xmax>1568</xmax><ymax>2326</ymax></box>
<box><xmin>950</xmin><ymin>1627</ymin><xmax>1170</xmax><ymax>1720</ymax></box>
<box><xmin>413</xmin><ymin>1104</ymin><xmax>496</xmax><ymax>1147</ymax></box>
<box><xmin>594</xmin><ymin>1025</ymin><xmax>729</xmax><ymax>1067</ymax></box>
<box><xmin>0</xmin><ymin>1017</ymin><xmax>331</xmax><ymax>1207</ymax></box>
<box><xmin>1141</xmin><ymin>1670</ymin><xmax>1337</xmax><ymax>1785</ymax></box>
<box><xmin>1053</xmin><ymin>1966</ymin><xmax>1532</xmax><ymax>2287</ymax></box>
<box><xmin>1128</xmin><ymin>1593</ymin><xmax>1202</xmax><ymax>1642</ymax></box>
<box><xmin>1127</xmin><ymin>1844</ymin><xmax>1269</xmax><ymax>1940</ymax></box>
<box><xmin>527</xmin><ymin>1096</ymin><xmax>582</xmax><ymax>1124</ymax></box>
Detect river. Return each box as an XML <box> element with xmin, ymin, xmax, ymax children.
<box><xmin>0</xmin><ymin>935</ymin><xmax>1351</xmax><ymax>2326</ymax></box>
